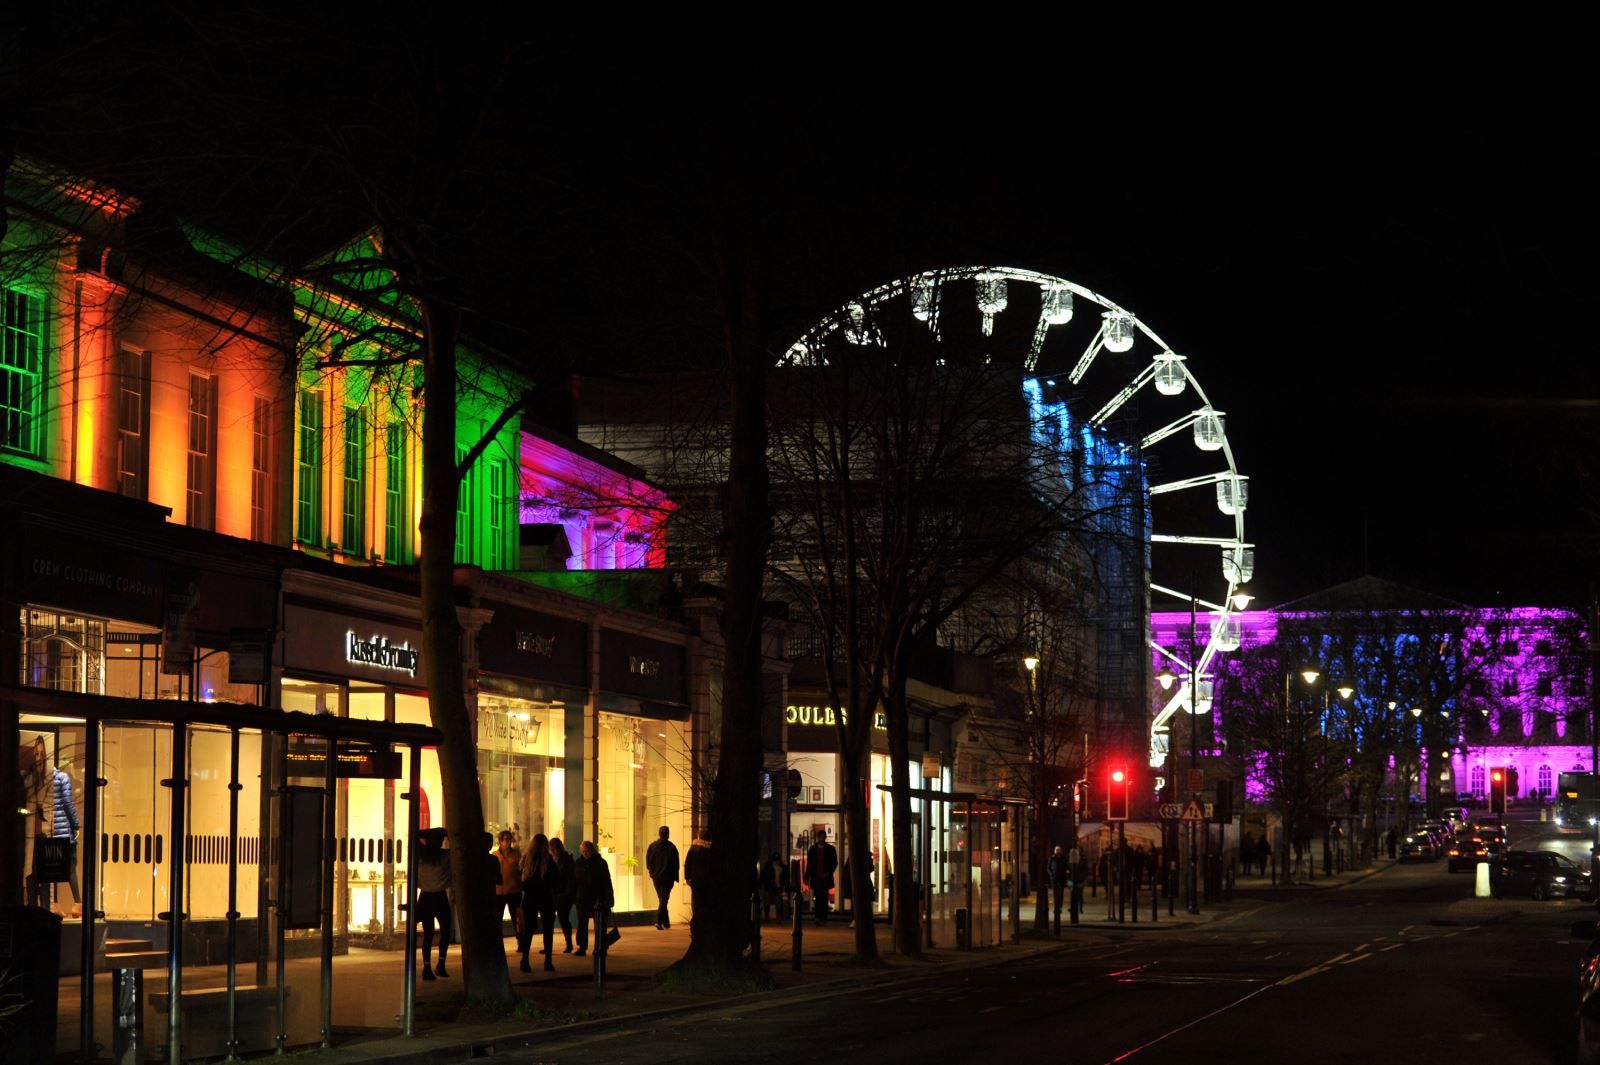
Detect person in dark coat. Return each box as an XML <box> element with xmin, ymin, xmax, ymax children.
<box><xmin>645</xmin><ymin>825</ymin><xmax>680</xmax><ymax>930</ymax></box>
<box><xmin>760</xmin><ymin>851</ymin><xmax>787</xmax><ymax>920</ymax></box>
<box><xmin>1046</xmin><ymin>845</ymin><xmax>1071</xmax><ymax>935</ymax></box>
<box><xmin>414</xmin><ymin>827</ymin><xmax>452</xmax><ymax>979</ymax></box>
<box><xmin>573</xmin><ymin>840</ymin><xmax>615</xmax><ymax>956</ymax></box>
<box><xmin>550</xmin><ymin>837</ymin><xmax>577</xmax><ymax>952</ymax></box>
<box><xmin>805</xmin><ymin>833</ymin><xmax>839</xmax><ymax>925</ymax></box>
<box><xmin>518</xmin><ymin>832</ymin><xmax>557</xmax><ymax>972</ymax></box>
<box><xmin>684</xmin><ymin>831</ymin><xmax>712</xmax><ymax>908</ymax></box>
<box><xmin>1255</xmin><ymin>834</ymin><xmax>1272</xmax><ymax>877</ymax></box>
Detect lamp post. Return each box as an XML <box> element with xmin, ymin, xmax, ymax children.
<box><xmin>1293</xmin><ymin>670</ymin><xmax>1351</xmax><ymax>877</ymax></box>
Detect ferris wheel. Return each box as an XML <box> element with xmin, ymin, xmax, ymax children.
<box><xmin>783</xmin><ymin>266</ymin><xmax>1252</xmax><ymax>769</ymax></box>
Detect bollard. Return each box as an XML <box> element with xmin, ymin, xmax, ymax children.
<box><xmin>1152</xmin><ymin>878</ymin><xmax>1158</xmax><ymax>922</ymax></box>
<box><xmin>113</xmin><ymin>967</ymin><xmax>142</xmax><ymax>1065</ymax></box>
<box><xmin>593</xmin><ymin>903</ymin><xmax>609</xmax><ymax>1000</ymax></box>
<box><xmin>750</xmin><ymin>892</ymin><xmax>762</xmax><ymax>964</ymax></box>
<box><xmin>792</xmin><ymin>893</ymin><xmax>804</xmax><ymax>971</ymax></box>
<box><xmin>1131</xmin><ymin>878</ymin><xmax>1138</xmax><ymax>923</ymax></box>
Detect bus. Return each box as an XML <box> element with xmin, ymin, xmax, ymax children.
<box><xmin>1556</xmin><ymin>772</ymin><xmax>1600</xmax><ymax>832</ymax></box>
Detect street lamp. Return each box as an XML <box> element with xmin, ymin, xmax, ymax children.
<box><xmin>1156</xmin><ymin>668</ymin><xmax>1175</xmax><ymax>691</ymax></box>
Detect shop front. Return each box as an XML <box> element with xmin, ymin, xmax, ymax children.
<box><xmin>596</xmin><ymin>626</ymin><xmax>692</xmax><ymax>921</ymax></box>
<box><xmin>473</xmin><ymin>599</ymin><xmax>588</xmax><ymax>856</ymax></box>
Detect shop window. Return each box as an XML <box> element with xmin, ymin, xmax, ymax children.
<box><xmin>598</xmin><ymin>713</ymin><xmax>690</xmax><ymax>915</ymax></box>
<box><xmin>251</xmin><ymin>394</ymin><xmax>273</xmax><ymax>541</ymax></box>
<box><xmin>477</xmin><ymin>691</ymin><xmax>570</xmax><ymax>842</ymax></box>
<box><xmin>20</xmin><ymin>609</ymin><xmax>106</xmax><ymax>693</ymax></box>
<box><xmin>116</xmin><ymin>348</ymin><xmax>151</xmax><ymax>498</ymax></box>
<box><xmin>384</xmin><ymin>421</ymin><xmax>410</xmax><ymax>563</ymax></box>
<box><xmin>297</xmin><ymin>389</ymin><xmax>325</xmax><ymax>545</ymax></box>
<box><xmin>341</xmin><ymin>406</ymin><xmax>367</xmax><ymax>553</ymax></box>
<box><xmin>0</xmin><ymin>286</ymin><xmax>44</xmax><ymax>458</ymax></box>
<box><xmin>186</xmin><ymin>372</ymin><xmax>218</xmax><ymax>529</ymax></box>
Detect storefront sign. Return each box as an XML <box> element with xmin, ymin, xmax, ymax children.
<box><xmin>599</xmin><ymin>628</ymin><xmax>687</xmax><ymax>706</ymax></box>
<box><xmin>477</xmin><ymin>602</ymin><xmax>588</xmax><ymax>688</ymax></box>
<box><xmin>17</xmin><ymin>528</ymin><xmax>165</xmax><ymax>624</ymax></box>
<box><xmin>282</xmin><ymin>603</ymin><xmax>427</xmax><ymax>686</ymax></box>
<box><xmin>346</xmin><ymin>631</ymin><xmax>420</xmax><ymax>676</ymax></box>
<box><xmin>785</xmin><ymin>705</ymin><xmax>887</xmax><ymax>730</ymax></box>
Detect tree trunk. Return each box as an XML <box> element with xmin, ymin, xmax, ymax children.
<box><xmin>679</xmin><ymin>280</ymin><xmax>769</xmax><ymax>973</ymax></box>
<box><xmin>418</xmin><ymin>298</ymin><xmax>511</xmax><ymax>1006</ymax></box>
<box><xmin>885</xmin><ymin>672</ymin><xmax>921</xmax><ymax>957</ymax></box>
<box><xmin>841</xmin><ymin>754</ymin><xmax>879</xmax><ymax>958</ymax></box>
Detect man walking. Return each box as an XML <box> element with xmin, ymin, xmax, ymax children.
<box><xmin>645</xmin><ymin>825</ymin><xmax>680</xmax><ymax>930</ymax></box>
<box><xmin>805</xmin><ymin>832</ymin><xmax>838</xmax><ymax>925</ymax></box>
<box><xmin>1046</xmin><ymin>844</ymin><xmax>1071</xmax><ymax>935</ymax></box>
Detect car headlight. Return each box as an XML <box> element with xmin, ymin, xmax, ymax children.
<box><xmin>1555</xmin><ymin>876</ymin><xmax>1569</xmax><ymax>883</ymax></box>
<box><xmin>1590</xmin><ymin>818</ymin><xmax>1597</xmax><ymax>827</ymax></box>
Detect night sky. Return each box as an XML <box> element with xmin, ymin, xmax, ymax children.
<box><xmin>19</xmin><ymin>23</ymin><xmax>1595</xmax><ymax>608</ymax></box>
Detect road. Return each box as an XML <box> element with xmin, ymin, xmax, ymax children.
<box><xmin>511</xmin><ymin>813</ymin><xmax>1596</xmax><ymax>1065</ymax></box>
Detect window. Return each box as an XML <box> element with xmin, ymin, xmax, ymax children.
<box><xmin>341</xmin><ymin>406</ymin><xmax>366</xmax><ymax>553</ymax></box>
<box><xmin>185</xmin><ymin>373</ymin><xmax>217</xmax><ymax>529</ymax></box>
<box><xmin>115</xmin><ymin>348</ymin><xmax>150</xmax><ymax>498</ymax></box>
<box><xmin>297</xmin><ymin>390</ymin><xmax>324</xmax><ymax>545</ymax></box>
<box><xmin>1470</xmin><ymin>765</ymin><xmax>1485</xmax><ymax>799</ymax></box>
<box><xmin>1503</xmin><ymin>639</ymin><xmax>1520</xmax><ymax>655</ymax></box>
<box><xmin>486</xmin><ymin>458</ymin><xmax>510</xmax><ymax>570</ymax></box>
<box><xmin>384</xmin><ymin>422</ymin><xmax>409</xmax><ymax>563</ymax></box>
<box><xmin>1536</xmin><ymin>638</ymin><xmax>1554</xmax><ymax>656</ymax></box>
<box><xmin>1537</xmin><ymin>676</ymin><xmax>1554</xmax><ymax>697</ymax></box>
<box><xmin>1538</xmin><ymin>764</ymin><xmax>1553</xmax><ymax>797</ymax></box>
<box><xmin>250</xmin><ymin>395</ymin><xmax>272</xmax><ymax>541</ymax></box>
<box><xmin>1</xmin><ymin>287</ymin><xmax>44</xmax><ymax>457</ymax></box>
<box><xmin>1502</xmin><ymin>678</ymin><xmax>1518</xmax><ymax>697</ymax></box>
<box><xmin>455</xmin><ymin>445</ymin><xmax>475</xmax><ymax>564</ymax></box>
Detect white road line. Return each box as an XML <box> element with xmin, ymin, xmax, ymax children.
<box><xmin>1352</xmin><ymin>943</ymin><xmax>1369</xmax><ymax>952</ymax></box>
<box><xmin>1338</xmin><ymin>953</ymin><xmax>1372</xmax><ymax>966</ymax></box>
<box><xmin>1381</xmin><ymin>944</ymin><xmax>1404</xmax><ymax>952</ymax></box>
<box><xmin>1277</xmin><ymin>965</ymin><xmax>1329</xmax><ymax>986</ymax></box>
<box><xmin>1099</xmin><ymin>982</ymin><xmax>1278</xmax><ymax>1065</ymax></box>
<box><xmin>1323</xmin><ymin>952</ymin><xmax>1351</xmax><ymax>965</ymax></box>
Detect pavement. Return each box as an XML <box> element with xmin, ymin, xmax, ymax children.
<box><xmin>230</xmin><ymin>858</ymin><xmax>1405</xmax><ymax>1065</ymax></box>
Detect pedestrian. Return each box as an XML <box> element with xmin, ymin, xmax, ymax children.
<box><xmin>645</xmin><ymin>825</ymin><xmax>680</xmax><ymax>930</ymax></box>
<box><xmin>1240</xmin><ymin>831</ymin><xmax>1255</xmax><ymax>876</ymax></box>
<box><xmin>550</xmin><ymin>837</ymin><xmax>577</xmax><ymax>953</ymax></box>
<box><xmin>494</xmin><ymin>831</ymin><xmax>522</xmax><ymax>939</ymax></box>
<box><xmin>684</xmin><ymin>830</ymin><xmax>712</xmax><ymax>903</ymax></box>
<box><xmin>518</xmin><ymin>832</ymin><xmax>557</xmax><ymax>972</ymax></box>
<box><xmin>1046</xmin><ymin>845</ymin><xmax>1071</xmax><ymax>935</ymax></box>
<box><xmin>760</xmin><ymin>851</ymin><xmax>786</xmax><ymax>920</ymax></box>
<box><xmin>805</xmin><ymin>832</ymin><xmax>838</xmax><ymax>925</ymax></box>
<box><xmin>414</xmin><ymin>827</ymin><xmax>452</xmax><ymax>980</ymax></box>
<box><xmin>1096</xmin><ymin>848</ymin><xmax>1109</xmax><ymax>895</ymax></box>
<box><xmin>1255</xmin><ymin>834</ymin><xmax>1271</xmax><ymax>878</ymax></box>
<box><xmin>573</xmin><ymin>840</ymin><xmax>615</xmax><ymax>956</ymax></box>
<box><xmin>1385</xmin><ymin>825</ymin><xmax>1399</xmax><ymax>860</ymax></box>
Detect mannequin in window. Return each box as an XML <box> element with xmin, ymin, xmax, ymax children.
<box><xmin>34</xmin><ymin>751</ymin><xmax>81</xmax><ymax>914</ymax></box>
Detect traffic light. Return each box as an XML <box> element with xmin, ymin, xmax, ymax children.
<box><xmin>1489</xmin><ymin>767</ymin><xmax>1506</xmax><ymax>814</ymax></box>
<box><xmin>1506</xmin><ymin>766</ymin><xmax>1519</xmax><ymax>799</ymax></box>
<box><xmin>1107</xmin><ymin>764</ymin><xmax>1130</xmax><ymax>821</ymax></box>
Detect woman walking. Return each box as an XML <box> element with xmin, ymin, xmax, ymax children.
<box><xmin>518</xmin><ymin>832</ymin><xmax>557</xmax><ymax>972</ymax></box>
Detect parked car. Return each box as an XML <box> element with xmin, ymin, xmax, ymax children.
<box><xmin>1494</xmin><ymin>849</ymin><xmax>1593</xmax><ymax>900</ymax></box>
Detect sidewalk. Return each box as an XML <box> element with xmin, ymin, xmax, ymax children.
<box><xmin>264</xmin><ymin>863</ymin><xmax>1399</xmax><ymax>1065</ymax></box>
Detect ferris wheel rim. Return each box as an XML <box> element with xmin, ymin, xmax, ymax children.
<box><xmin>789</xmin><ymin>264</ymin><xmax>1251</xmax><ymax>765</ymax></box>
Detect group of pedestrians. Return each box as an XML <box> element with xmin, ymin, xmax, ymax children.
<box><xmin>412</xmin><ymin>826</ymin><xmax>616</xmax><ymax>980</ymax></box>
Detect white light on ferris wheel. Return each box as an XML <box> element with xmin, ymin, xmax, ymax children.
<box><xmin>976</xmin><ymin>276</ymin><xmax>1008</xmax><ymax>336</ymax></box>
<box><xmin>1216</xmin><ymin>476</ymin><xmax>1249</xmax><ymax>517</ymax></box>
<box><xmin>1042</xmin><ymin>284</ymin><xmax>1074</xmax><ymax>325</ymax></box>
<box><xmin>1193</xmin><ymin>409</ymin><xmax>1225</xmax><ymax>451</ymax></box>
<box><xmin>1153</xmin><ymin>352</ymin><xmax>1186</xmax><ymax>396</ymax></box>
<box><xmin>1102</xmin><ymin>310</ymin><xmax>1135</xmax><ymax>353</ymax></box>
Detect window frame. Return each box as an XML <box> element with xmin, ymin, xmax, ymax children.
<box><xmin>297</xmin><ymin>389</ymin><xmax>325</xmax><ymax>545</ymax></box>
<box><xmin>0</xmin><ymin>286</ymin><xmax>46</xmax><ymax>459</ymax></box>
<box><xmin>185</xmin><ymin>371</ymin><xmax>219</xmax><ymax>530</ymax></box>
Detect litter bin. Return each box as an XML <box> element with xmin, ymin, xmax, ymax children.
<box><xmin>954</xmin><ymin>906</ymin><xmax>969</xmax><ymax>950</ymax></box>
<box><xmin>0</xmin><ymin>906</ymin><xmax>62</xmax><ymax>1065</ymax></box>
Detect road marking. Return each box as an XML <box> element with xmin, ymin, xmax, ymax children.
<box><xmin>1277</xmin><ymin>965</ymin><xmax>1329</xmax><ymax>986</ymax></box>
<box><xmin>1352</xmin><ymin>942</ymin><xmax>1369</xmax><ymax>952</ymax></box>
<box><xmin>981</xmin><ymin>1005</ymin><xmax>1003</xmax><ymax>1014</ymax></box>
<box><xmin>1337</xmin><ymin>953</ymin><xmax>1371</xmax><ymax>966</ymax></box>
<box><xmin>1101</xmin><ymin>982</ymin><xmax>1278</xmax><ymax>1064</ymax></box>
<box><xmin>1381</xmin><ymin>944</ymin><xmax>1404</xmax><ymax>952</ymax></box>
<box><xmin>1323</xmin><ymin>952</ymin><xmax>1351</xmax><ymax>965</ymax></box>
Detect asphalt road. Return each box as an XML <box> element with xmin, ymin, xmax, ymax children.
<box><xmin>512</xmin><ymin>814</ymin><xmax>1597</xmax><ymax>1065</ymax></box>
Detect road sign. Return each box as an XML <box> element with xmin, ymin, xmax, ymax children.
<box><xmin>1180</xmin><ymin>799</ymin><xmax>1207</xmax><ymax>822</ymax></box>
<box><xmin>1159</xmin><ymin>803</ymin><xmax>1185</xmax><ymax>820</ymax></box>
<box><xmin>1188</xmin><ymin>769</ymin><xmax>1205</xmax><ymax>793</ymax></box>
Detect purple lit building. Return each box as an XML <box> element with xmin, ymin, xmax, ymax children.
<box><xmin>1151</xmin><ymin>577</ymin><xmax>1592</xmax><ymax>814</ymax></box>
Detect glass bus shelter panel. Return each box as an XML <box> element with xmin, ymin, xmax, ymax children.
<box><xmin>270</xmin><ymin>732</ymin><xmax>331</xmax><ymax>1054</ymax></box>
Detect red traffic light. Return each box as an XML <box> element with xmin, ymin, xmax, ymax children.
<box><xmin>1111</xmin><ymin>768</ymin><xmax>1126</xmax><ymax>784</ymax></box>
<box><xmin>1491</xmin><ymin>769</ymin><xmax>1503</xmax><ymax>782</ymax></box>
<box><xmin>1107</xmin><ymin>764</ymin><xmax>1130</xmax><ymax>820</ymax></box>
